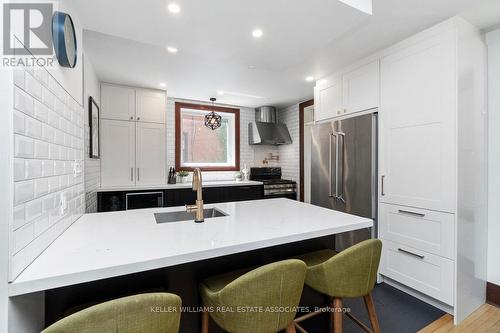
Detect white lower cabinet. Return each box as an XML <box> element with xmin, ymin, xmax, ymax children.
<box><xmin>379</xmin><ymin>204</ymin><xmax>455</xmax><ymax>259</ymax></box>
<box><xmin>381</xmin><ymin>239</ymin><xmax>454</xmax><ymax>306</ymax></box>
<box><xmin>100</xmin><ymin>120</ymin><xmax>135</xmax><ymax>187</ymax></box>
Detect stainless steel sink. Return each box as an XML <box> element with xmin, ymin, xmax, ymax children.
<box><xmin>154</xmin><ymin>208</ymin><xmax>228</xmax><ymax>224</ymax></box>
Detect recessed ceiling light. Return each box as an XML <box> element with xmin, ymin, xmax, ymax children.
<box><xmin>159</xmin><ymin>82</ymin><xmax>167</xmax><ymax>87</ymax></box>
<box><xmin>217</xmin><ymin>91</ymin><xmax>224</xmax><ymax>95</ymax></box>
<box><xmin>252</xmin><ymin>28</ymin><xmax>263</xmax><ymax>39</ymax></box>
<box><xmin>167</xmin><ymin>3</ymin><xmax>181</xmax><ymax>14</ymax></box>
<box><xmin>166</xmin><ymin>46</ymin><xmax>178</xmax><ymax>53</ymax></box>
<box><xmin>305</xmin><ymin>76</ymin><xmax>315</xmax><ymax>82</ymax></box>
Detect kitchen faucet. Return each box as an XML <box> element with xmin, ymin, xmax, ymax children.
<box><xmin>186</xmin><ymin>168</ymin><xmax>204</xmax><ymax>222</ymax></box>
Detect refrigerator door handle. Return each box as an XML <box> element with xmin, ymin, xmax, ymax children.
<box><xmin>329</xmin><ymin>133</ymin><xmax>338</xmax><ymax>198</ymax></box>
<box><xmin>337</xmin><ymin>132</ymin><xmax>346</xmax><ymax>203</ymax></box>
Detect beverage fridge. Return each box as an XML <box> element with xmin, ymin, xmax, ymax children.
<box><xmin>310</xmin><ymin>112</ymin><xmax>377</xmax><ymax>251</ymax></box>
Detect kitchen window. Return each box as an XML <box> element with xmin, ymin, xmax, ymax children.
<box><xmin>175</xmin><ymin>102</ymin><xmax>240</xmax><ymax>171</ymax></box>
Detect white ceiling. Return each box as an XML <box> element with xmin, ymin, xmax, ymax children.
<box><xmin>73</xmin><ymin>0</ymin><xmax>498</xmax><ymax>108</ymax></box>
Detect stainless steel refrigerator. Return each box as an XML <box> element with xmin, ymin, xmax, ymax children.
<box><xmin>310</xmin><ymin>112</ymin><xmax>377</xmax><ymax>251</ymax></box>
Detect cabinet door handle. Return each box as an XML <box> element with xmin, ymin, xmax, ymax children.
<box><xmin>137</xmin><ymin>117</ymin><xmax>141</xmax><ymax>121</ymax></box>
<box><xmin>130</xmin><ymin>116</ymin><xmax>134</xmax><ymax>120</ymax></box>
<box><xmin>381</xmin><ymin>175</ymin><xmax>385</xmax><ymax>196</ymax></box>
<box><xmin>398</xmin><ymin>209</ymin><xmax>425</xmax><ymax>218</ymax></box>
<box><xmin>130</xmin><ymin>168</ymin><xmax>133</xmax><ymax>181</ymax></box>
<box><xmin>137</xmin><ymin>168</ymin><xmax>140</xmax><ymax>182</ymax></box>
<box><xmin>398</xmin><ymin>248</ymin><xmax>425</xmax><ymax>260</ymax></box>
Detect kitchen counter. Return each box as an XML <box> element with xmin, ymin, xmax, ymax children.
<box><xmin>97</xmin><ymin>180</ymin><xmax>263</xmax><ymax>192</ymax></box>
<box><xmin>9</xmin><ymin>198</ymin><xmax>372</xmax><ymax>296</ymax></box>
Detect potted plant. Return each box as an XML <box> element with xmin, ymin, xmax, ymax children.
<box><xmin>178</xmin><ymin>170</ymin><xmax>190</xmax><ymax>183</ymax></box>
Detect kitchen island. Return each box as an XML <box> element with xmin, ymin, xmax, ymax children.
<box><xmin>9</xmin><ymin>198</ymin><xmax>372</xmax><ymax>332</ymax></box>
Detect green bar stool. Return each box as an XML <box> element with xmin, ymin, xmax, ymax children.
<box><xmin>42</xmin><ymin>293</ymin><xmax>182</xmax><ymax>333</ymax></box>
<box><xmin>199</xmin><ymin>259</ymin><xmax>307</xmax><ymax>333</ymax></box>
<box><xmin>294</xmin><ymin>239</ymin><xmax>382</xmax><ymax>333</ymax></box>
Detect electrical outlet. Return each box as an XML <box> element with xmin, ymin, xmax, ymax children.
<box><xmin>73</xmin><ymin>160</ymin><xmax>83</xmax><ymax>177</ymax></box>
<box><xmin>59</xmin><ymin>192</ymin><xmax>68</xmax><ymax>215</ymax></box>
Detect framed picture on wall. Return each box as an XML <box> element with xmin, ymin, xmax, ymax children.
<box><xmin>89</xmin><ymin>96</ymin><xmax>100</xmax><ymax>158</ymax></box>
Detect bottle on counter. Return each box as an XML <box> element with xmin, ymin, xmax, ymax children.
<box><xmin>241</xmin><ymin>164</ymin><xmax>249</xmax><ymax>181</ymax></box>
<box><xmin>168</xmin><ymin>167</ymin><xmax>177</xmax><ymax>184</ymax></box>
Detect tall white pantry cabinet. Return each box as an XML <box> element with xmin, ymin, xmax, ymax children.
<box><xmin>100</xmin><ymin>84</ymin><xmax>167</xmax><ymax>187</ymax></box>
<box><xmin>315</xmin><ymin>17</ymin><xmax>487</xmax><ymax>324</ymax></box>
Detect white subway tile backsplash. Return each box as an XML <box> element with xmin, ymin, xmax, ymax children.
<box><xmin>54</xmin><ymin>129</ymin><xmax>65</xmax><ymax>145</ymax></box>
<box><xmin>48</xmin><ymin>176</ymin><xmax>60</xmax><ymax>193</ymax></box>
<box><xmin>54</xmin><ymin>161</ymin><xmax>65</xmax><ymax>175</ymax></box>
<box><xmin>13</xmin><ymin>110</ymin><xmax>25</xmax><ymax>134</ymax></box>
<box><xmin>41</xmin><ymin>87</ymin><xmax>56</xmax><ymax>110</ymax></box>
<box><xmin>34</xmin><ymin>140</ymin><xmax>50</xmax><ymax>159</ymax></box>
<box><xmin>34</xmin><ymin>178</ymin><xmax>49</xmax><ymax>198</ymax></box>
<box><xmin>25</xmin><ymin>159</ymin><xmax>42</xmax><ymax>179</ymax></box>
<box><xmin>14</xmin><ymin>222</ymin><xmax>34</xmax><ymax>253</ymax></box>
<box><xmin>42</xmin><ymin>160</ymin><xmax>54</xmax><ymax>177</ymax></box>
<box><xmin>33</xmin><ymin>68</ymin><xmax>49</xmax><ymax>87</ymax></box>
<box><xmin>14</xmin><ymin>135</ymin><xmax>34</xmax><ymax>158</ymax></box>
<box><xmin>14</xmin><ymin>158</ymin><xmax>25</xmax><ymax>181</ymax></box>
<box><xmin>14</xmin><ymin>180</ymin><xmax>34</xmax><ymax>205</ymax></box>
<box><xmin>14</xmin><ymin>69</ymin><xmax>25</xmax><ymax>89</ymax></box>
<box><xmin>13</xmin><ymin>205</ymin><xmax>26</xmax><ymax>230</ymax></box>
<box><xmin>25</xmin><ymin>198</ymin><xmax>42</xmax><ymax>221</ymax></box>
<box><xmin>10</xmin><ymin>67</ymin><xmax>86</xmax><ymax>279</ymax></box>
<box><xmin>14</xmin><ymin>87</ymin><xmax>34</xmax><ymax>116</ymax></box>
<box><xmin>48</xmin><ymin>110</ymin><xmax>59</xmax><ymax>128</ymax></box>
<box><xmin>34</xmin><ymin>215</ymin><xmax>49</xmax><ymax>237</ymax></box>
<box><xmin>25</xmin><ymin>73</ymin><xmax>42</xmax><ymax>101</ymax></box>
<box><xmin>42</xmin><ymin>124</ymin><xmax>55</xmax><ymax>142</ymax></box>
<box><xmin>49</xmin><ymin>144</ymin><xmax>60</xmax><ymax>160</ymax></box>
<box><xmin>34</xmin><ymin>101</ymin><xmax>49</xmax><ymax>123</ymax></box>
<box><xmin>25</xmin><ymin>116</ymin><xmax>42</xmax><ymax>138</ymax></box>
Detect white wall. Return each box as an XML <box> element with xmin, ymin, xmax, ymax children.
<box><xmin>83</xmin><ymin>55</ymin><xmax>100</xmax><ymax>213</ymax></box>
<box><xmin>487</xmin><ymin>29</ymin><xmax>500</xmax><ymax>286</ymax></box>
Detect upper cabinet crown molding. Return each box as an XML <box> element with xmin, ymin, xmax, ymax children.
<box><xmin>100</xmin><ymin>83</ymin><xmax>166</xmax><ymax>124</ymax></box>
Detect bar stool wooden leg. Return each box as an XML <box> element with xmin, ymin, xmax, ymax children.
<box><xmin>285</xmin><ymin>322</ymin><xmax>297</xmax><ymax>333</ymax></box>
<box><xmin>201</xmin><ymin>309</ymin><xmax>209</xmax><ymax>333</ymax></box>
<box><xmin>331</xmin><ymin>297</ymin><xmax>343</xmax><ymax>333</ymax></box>
<box><xmin>363</xmin><ymin>293</ymin><xmax>380</xmax><ymax>333</ymax></box>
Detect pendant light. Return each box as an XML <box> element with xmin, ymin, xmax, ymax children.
<box><xmin>204</xmin><ymin>97</ymin><xmax>222</xmax><ymax>130</ymax></box>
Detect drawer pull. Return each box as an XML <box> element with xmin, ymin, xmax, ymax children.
<box><xmin>398</xmin><ymin>209</ymin><xmax>425</xmax><ymax>218</ymax></box>
<box><xmin>398</xmin><ymin>248</ymin><xmax>425</xmax><ymax>259</ymax></box>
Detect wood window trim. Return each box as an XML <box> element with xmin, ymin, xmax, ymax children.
<box><xmin>175</xmin><ymin>102</ymin><xmax>240</xmax><ymax>172</ymax></box>
<box><xmin>299</xmin><ymin>99</ymin><xmax>314</xmax><ymax>202</ymax></box>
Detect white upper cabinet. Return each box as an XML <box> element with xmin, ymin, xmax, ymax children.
<box><xmin>379</xmin><ymin>32</ymin><xmax>456</xmax><ymax>213</ymax></box>
<box><xmin>314</xmin><ymin>61</ymin><xmax>380</xmax><ymax>122</ymax></box>
<box><xmin>342</xmin><ymin>60</ymin><xmax>379</xmax><ymax>114</ymax></box>
<box><xmin>136</xmin><ymin>89</ymin><xmax>166</xmax><ymax>123</ymax></box>
<box><xmin>136</xmin><ymin>122</ymin><xmax>166</xmax><ymax>185</ymax></box>
<box><xmin>100</xmin><ymin>119</ymin><xmax>136</xmax><ymax>187</ymax></box>
<box><xmin>314</xmin><ymin>78</ymin><xmax>342</xmax><ymax>122</ymax></box>
<box><xmin>101</xmin><ymin>84</ymin><xmax>166</xmax><ymax>123</ymax></box>
<box><xmin>101</xmin><ymin>84</ymin><xmax>136</xmax><ymax>121</ymax></box>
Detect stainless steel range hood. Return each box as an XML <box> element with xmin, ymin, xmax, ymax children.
<box><xmin>248</xmin><ymin>106</ymin><xmax>292</xmax><ymax>145</ymax></box>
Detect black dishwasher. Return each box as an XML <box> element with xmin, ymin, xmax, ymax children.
<box><xmin>125</xmin><ymin>192</ymin><xmax>164</xmax><ymax>210</ymax></box>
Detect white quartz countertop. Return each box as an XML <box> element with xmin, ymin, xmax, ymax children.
<box><xmin>9</xmin><ymin>199</ymin><xmax>372</xmax><ymax>296</ymax></box>
<box><xmin>97</xmin><ymin>180</ymin><xmax>263</xmax><ymax>192</ymax></box>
